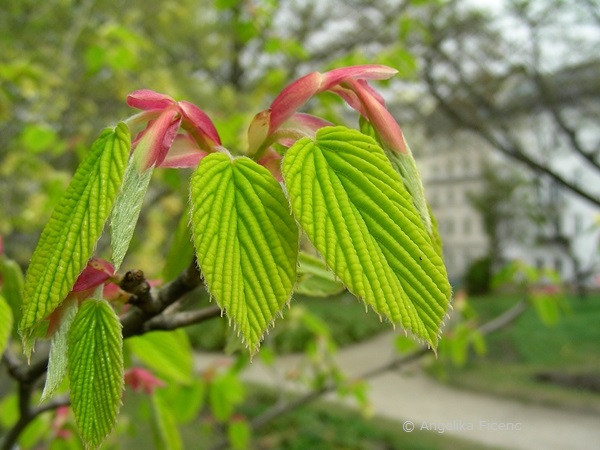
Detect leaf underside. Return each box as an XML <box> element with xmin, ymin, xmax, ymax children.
<box><xmin>20</xmin><ymin>124</ymin><xmax>130</xmax><ymax>352</ymax></box>
<box><xmin>41</xmin><ymin>298</ymin><xmax>78</xmax><ymax>402</ymax></box>
<box><xmin>68</xmin><ymin>299</ymin><xmax>124</xmax><ymax>450</ymax></box>
<box><xmin>282</xmin><ymin>126</ymin><xmax>451</xmax><ymax>347</ymax></box>
<box><xmin>110</xmin><ymin>159</ymin><xmax>154</xmax><ymax>271</ymax></box>
<box><xmin>190</xmin><ymin>153</ymin><xmax>298</xmax><ymax>352</ymax></box>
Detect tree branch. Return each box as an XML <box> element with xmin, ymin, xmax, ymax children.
<box><xmin>144</xmin><ymin>306</ymin><xmax>222</xmax><ymax>332</ymax></box>
<box><xmin>422</xmin><ymin>55</ymin><xmax>600</xmax><ymax>207</ymax></box>
<box><xmin>532</xmin><ymin>70</ymin><xmax>600</xmax><ymax>171</ymax></box>
<box><xmin>0</xmin><ymin>259</ymin><xmax>214</xmax><ymax>450</ymax></box>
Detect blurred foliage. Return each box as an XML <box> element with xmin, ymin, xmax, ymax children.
<box><xmin>0</xmin><ymin>0</ymin><xmax>425</xmax><ymax>274</ymax></box>
<box><xmin>464</xmin><ymin>256</ymin><xmax>492</xmax><ymax>296</ymax></box>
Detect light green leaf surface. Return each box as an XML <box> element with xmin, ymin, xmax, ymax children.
<box><xmin>110</xmin><ymin>158</ymin><xmax>154</xmax><ymax>271</ymax></box>
<box><xmin>282</xmin><ymin>126</ymin><xmax>451</xmax><ymax>348</ymax></box>
<box><xmin>0</xmin><ymin>295</ymin><xmax>13</xmax><ymax>356</ymax></box>
<box><xmin>359</xmin><ymin>116</ymin><xmax>433</xmax><ymax>235</ymax></box>
<box><xmin>190</xmin><ymin>153</ymin><xmax>298</xmax><ymax>352</ymax></box>
<box><xmin>41</xmin><ymin>299</ymin><xmax>78</xmax><ymax>402</ymax></box>
<box><xmin>127</xmin><ymin>329</ymin><xmax>193</xmax><ymax>384</ymax></box>
<box><xmin>68</xmin><ymin>299</ymin><xmax>124</xmax><ymax>449</ymax></box>
<box><xmin>20</xmin><ymin>124</ymin><xmax>130</xmax><ymax>353</ymax></box>
<box><xmin>387</xmin><ymin>148</ymin><xmax>432</xmax><ymax>234</ymax></box>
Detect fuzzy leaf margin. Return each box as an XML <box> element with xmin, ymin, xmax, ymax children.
<box><xmin>282</xmin><ymin>126</ymin><xmax>451</xmax><ymax>348</ymax></box>
<box><xmin>190</xmin><ymin>153</ymin><xmax>298</xmax><ymax>352</ymax></box>
<box><xmin>19</xmin><ymin>124</ymin><xmax>129</xmax><ymax>355</ymax></box>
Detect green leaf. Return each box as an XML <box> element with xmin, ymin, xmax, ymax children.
<box><xmin>532</xmin><ymin>293</ymin><xmax>562</xmax><ymax>326</ymax></box>
<box><xmin>68</xmin><ymin>299</ymin><xmax>124</xmax><ymax>449</ymax></box>
<box><xmin>151</xmin><ymin>390</ymin><xmax>183</xmax><ymax>450</ymax></box>
<box><xmin>127</xmin><ymin>329</ymin><xmax>193</xmax><ymax>385</ymax></box>
<box><xmin>20</xmin><ymin>124</ymin><xmax>130</xmax><ymax>354</ymax></box>
<box><xmin>158</xmin><ymin>381</ymin><xmax>206</xmax><ymax>424</ymax></box>
<box><xmin>0</xmin><ymin>295</ymin><xmax>13</xmax><ymax>356</ymax></box>
<box><xmin>295</xmin><ymin>251</ymin><xmax>345</xmax><ymax>297</ymax></box>
<box><xmin>209</xmin><ymin>372</ymin><xmax>245</xmax><ymax>422</ymax></box>
<box><xmin>110</xmin><ymin>157</ymin><xmax>154</xmax><ymax>271</ymax></box>
<box><xmin>282</xmin><ymin>126</ymin><xmax>450</xmax><ymax>348</ymax></box>
<box><xmin>0</xmin><ymin>255</ymin><xmax>25</xmax><ymax>330</ymax></box>
<box><xmin>162</xmin><ymin>205</ymin><xmax>194</xmax><ymax>282</ymax></box>
<box><xmin>190</xmin><ymin>153</ymin><xmax>298</xmax><ymax>352</ymax></box>
<box><xmin>359</xmin><ymin>117</ymin><xmax>432</xmax><ymax>235</ymax></box>
<box><xmin>0</xmin><ymin>393</ymin><xmax>18</xmax><ymax>428</ymax></box>
<box><xmin>228</xmin><ymin>417</ymin><xmax>251</xmax><ymax>450</ymax></box>
<box><xmin>41</xmin><ymin>298</ymin><xmax>78</xmax><ymax>402</ymax></box>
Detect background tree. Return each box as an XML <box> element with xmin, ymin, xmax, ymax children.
<box><xmin>417</xmin><ymin>0</ymin><xmax>600</xmax><ymax>207</ymax></box>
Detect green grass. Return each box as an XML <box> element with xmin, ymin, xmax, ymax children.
<box><xmin>440</xmin><ymin>293</ymin><xmax>600</xmax><ymax>411</ymax></box>
<box><xmin>237</xmin><ymin>387</ymin><xmax>500</xmax><ymax>450</ymax></box>
<box><xmin>117</xmin><ymin>386</ymin><xmax>499</xmax><ymax>450</ymax></box>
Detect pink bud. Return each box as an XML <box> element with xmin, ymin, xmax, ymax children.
<box><xmin>320</xmin><ymin>65</ymin><xmax>397</xmax><ymax>91</ymax></box>
<box><xmin>132</xmin><ymin>108</ymin><xmax>182</xmax><ymax>170</ymax></box>
<box><xmin>269</xmin><ymin>72</ymin><xmax>323</xmax><ymax>133</ymax></box>
<box><xmin>178</xmin><ymin>101</ymin><xmax>222</xmax><ymax>149</ymax></box>
<box><xmin>127</xmin><ymin>89</ymin><xmax>176</xmax><ymax>111</ymax></box>
<box><xmin>72</xmin><ymin>258</ymin><xmax>115</xmax><ymax>293</ymax></box>
<box><xmin>125</xmin><ymin>367</ymin><xmax>166</xmax><ymax>395</ymax></box>
<box><xmin>343</xmin><ymin>79</ymin><xmax>407</xmax><ymax>154</ymax></box>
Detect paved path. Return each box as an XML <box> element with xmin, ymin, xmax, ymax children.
<box><xmin>195</xmin><ymin>332</ymin><xmax>600</xmax><ymax>450</ymax></box>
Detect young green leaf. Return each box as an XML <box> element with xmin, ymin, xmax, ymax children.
<box><xmin>110</xmin><ymin>158</ymin><xmax>154</xmax><ymax>271</ymax></box>
<box><xmin>127</xmin><ymin>329</ymin><xmax>193</xmax><ymax>385</ymax></box>
<box><xmin>41</xmin><ymin>299</ymin><xmax>78</xmax><ymax>402</ymax></box>
<box><xmin>359</xmin><ymin>116</ymin><xmax>433</xmax><ymax>235</ymax></box>
<box><xmin>68</xmin><ymin>299</ymin><xmax>124</xmax><ymax>449</ymax></box>
<box><xmin>20</xmin><ymin>124</ymin><xmax>130</xmax><ymax>354</ymax></box>
<box><xmin>282</xmin><ymin>126</ymin><xmax>451</xmax><ymax>348</ymax></box>
<box><xmin>0</xmin><ymin>295</ymin><xmax>13</xmax><ymax>356</ymax></box>
<box><xmin>190</xmin><ymin>153</ymin><xmax>298</xmax><ymax>352</ymax></box>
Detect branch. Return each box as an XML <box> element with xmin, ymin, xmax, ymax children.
<box><xmin>144</xmin><ymin>305</ymin><xmax>222</xmax><ymax>332</ymax></box>
<box><xmin>532</xmin><ymin>70</ymin><xmax>600</xmax><ymax>171</ymax></box>
<box><xmin>422</xmin><ymin>55</ymin><xmax>600</xmax><ymax>207</ymax></box>
<box><xmin>0</xmin><ymin>259</ymin><xmax>217</xmax><ymax>450</ymax></box>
